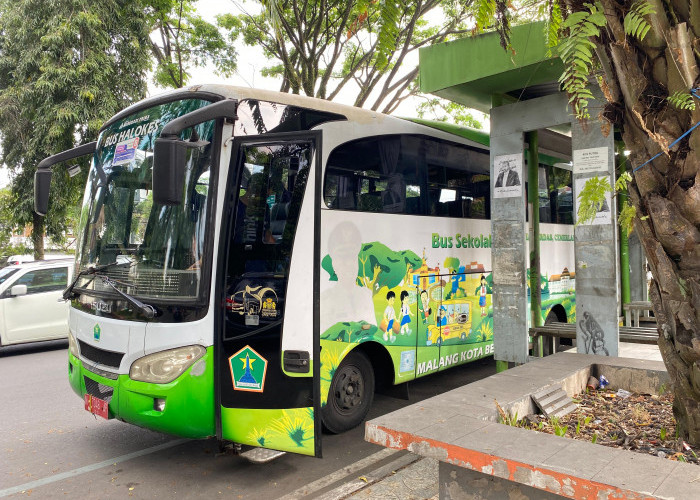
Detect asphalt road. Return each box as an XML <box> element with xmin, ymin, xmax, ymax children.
<box><xmin>0</xmin><ymin>341</ymin><xmax>496</xmax><ymax>499</ymax></box>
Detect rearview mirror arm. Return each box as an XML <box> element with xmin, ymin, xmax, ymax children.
<box><xmin>34</xmin><ymin>141</ymin><xmax>98</xmax><ymax>216</ymax></box>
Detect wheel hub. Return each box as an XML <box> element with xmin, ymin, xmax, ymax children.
<box><xmin>334</xmin><ymin>367</ymin><xmax>363</xmax><ymax>411</ymax></box>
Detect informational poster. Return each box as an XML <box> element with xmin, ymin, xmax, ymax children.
<box><xmin>573</xmin><ymin>147</ymin><xmax>608</xmax><ymax>174</ymax></box>
<box><xmin>493</xmin><ymin>154</ymin><xmax>523</xmax><ymax>198</ymax></box>
<box><xmin>113</xmin><ymin>137</ymin><xmax>140</xmax><ymax>166</ymax></box>
<box><xmin>574</xmin><ymin>176</ymin><xmax>612</xmax><ymax>225</ymax></box>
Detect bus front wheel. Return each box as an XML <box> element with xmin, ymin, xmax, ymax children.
<box><xmin>322</xmin><ymin>350</ymin><xmax>375</xmax><ymax>434</ymax></box>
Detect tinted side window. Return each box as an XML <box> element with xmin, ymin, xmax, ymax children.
<box><xmin>15</xmin><ymin>267</ymin><xmax>69</xmax><ymax>294</ymax></box>
<box><xmin>235</xmin><ymin>99</ymin><xmax>346</xmax><ymax>136</ymax></box>
<box><xmin>548</xmin><ymin>165</ymin><xmax>573</xmax><ymax>224</ymax></box>
<box><xmin>324</xmin><ymin>135</ymin><xmax>489</xmax><ymax>218</ymax></box>
<box><xmin>425</xmin><ymin>139</ymin><xmax>490</xmax><ymax>219</ymax></box>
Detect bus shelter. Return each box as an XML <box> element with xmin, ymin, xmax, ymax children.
<box><xmin>418</xmin><ymin>22</ymin><xmax>639</xmax><ymax>367</ymax></box>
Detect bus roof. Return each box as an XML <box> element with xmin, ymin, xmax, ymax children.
<box><xmin>402</xmin><ymin>118</ymin><xmax>490</xmax><ymax>147</ymax></box>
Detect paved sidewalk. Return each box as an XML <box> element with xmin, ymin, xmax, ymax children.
<box><xmin>617</xmin><ymin>342</ymin><xmax>662</xmax><ymax>361</ymax></box>
<box><xmin>357</xmin><ymin>343</ymin><xmax>666</xmax><ymax>499</ymax></box>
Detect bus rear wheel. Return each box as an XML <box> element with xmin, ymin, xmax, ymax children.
<box><xmin>322</xmin><ymin>350</ymin><xmax>375</xmax><ymax>434</ymax></box>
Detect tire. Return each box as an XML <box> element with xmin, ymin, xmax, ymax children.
<box><xmin>322</xmin><ymin>350</ymin><xmax>375</xmax><ymax>434</ymax></box>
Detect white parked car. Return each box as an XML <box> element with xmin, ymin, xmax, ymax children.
<box><xmin>4</xmin><ymin>254</ymin><xmax>73</xmax><ymax>266</ymax></box>
<box><xmin>0</xmin><ymin>258</ymin><xmax>73</xmax><ymax>346</ymax></box>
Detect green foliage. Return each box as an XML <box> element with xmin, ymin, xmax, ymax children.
<box><xmin>591</xmin><ymin>433</ymin><xmax>598</xmax><ymax>444</ymax></box>
<box><xmin>416</xmin><ymin>98</ymin><xmax>484</xmax><ymax>129</ymax></box>
<box><xmin>623</xmin><ymin>1</ymin><xmax>655</xmax><ymax>41</ymax></box>
<box><xmin>146</xmin><ymin>0</ymin><xmax>237</xmax><ymax>89</ymax></box>
<box><xmin>544</xmin><ymin>1</ymin><xmax>562</xmax><ymax>57</ymax></box>
<box><xmin>660</xmin><ymin>427</ymin><xmax>667</xmax><ymax>441</ymax></box>
<box><xmin>557</xmin><ymin>2</ymin><xmax>607</xmax><ymax>119</ymax></box>
<box><xmin>473</xmin><ymin>0</ymin><xmax>496</xmax><ymax>32</ymax></box>
<box><xmin>614</xmin><ymin>171</ymin><xmax>632</xmax><ymax>192</ymax></box>
<box><xmin>376</xmin><ymin>1</ymin><xmax>400</xmax><ymax>70</ymax></box>
<box><xmin>221</xmin><ymin>1</ymin><xmax>472</xmax><ymax>111</ymax></box>
<box><xmin>668</xmin><ymin>91</ymin><xmax>696</xmax><ymax>111</ymax></box>
<box><xmin>576</xmin><ymin>175</ymin><xmax>611</xmax><ymax>225</ymax></box>
<box><xmin>0</xmin><ymin>0</ymin><xmax>151</xmax><ymax>253</ymax></box>
<box><xmin>618</xmin><ymin>200</ymin><xmax>637</xmax><ymax>236</ymax></box>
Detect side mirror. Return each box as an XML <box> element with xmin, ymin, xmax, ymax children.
<box><xmin>34</xmin><ymin>142</ymin><xmax>97</xmax><ymax>216</ymax></box>
<box><xmin>152</xmin><ymin>140</ymin><xmax>188</xmax><ymax>205</ymax></box>
<box><xmin>10</xmin><ymin>284</ymin><xmax>27</xmax><ymax>297</ymax></box>
<box><xmin>152</xmin><ymin>99</ymin><xmax>238</xmax><ymax>206</ymax></box>
<box><xmin>34</xmin><ymin>169</ymin><xmax>52</xmax><ymax>216</ymax></box>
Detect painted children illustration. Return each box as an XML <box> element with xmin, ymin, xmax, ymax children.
<box><xmin>476</xmin><ymin>275</ymin><xmax>491</xmax><ymax>317</ymax></box>
<box><xmin>383</xmin><ymin>291</ymin><xmax>396</xmax><ymax>342</ymax></box>
<box><xmin>419</xmin><ymin>289</ymin><xmax>432</xmax><ymax>325</ymax></box>
<box><xmin>399</xmin><ymin>290</ymin><xmax>413</xmax><ymax>335</ymax></box>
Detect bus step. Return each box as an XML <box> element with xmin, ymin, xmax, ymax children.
<box><xmin>241</xmin><ymin>447</ymin><xmax>286</xmax><ymax>464</ymax></box>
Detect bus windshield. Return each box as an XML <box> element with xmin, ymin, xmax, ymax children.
<box><xmin>74</xmin><ymin>98</ymin><xmax>217</xmax><ymax>304</ymax></box>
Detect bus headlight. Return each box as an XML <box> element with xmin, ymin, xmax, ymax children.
<box><xmin>68</xmin><ymin>331</ymin><xmax>79</xmax><ymax>358</ymax></box>
<box><xmin>130</xmin><ymin>345</ymin><xmax>206</xmax><ymax>384</ymax></box>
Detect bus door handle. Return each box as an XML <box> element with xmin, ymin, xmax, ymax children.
<box><xmin>283</xmin><ymin>351</ymin><xmax>310</xmax><ymax>373</ymax></box>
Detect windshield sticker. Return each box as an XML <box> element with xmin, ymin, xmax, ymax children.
<box><xmin>229</xmin><ymin>346</ymin><xmax>268</xmax><ymax>392</ymax></box>
<box><xmin>228</xmin><ymin>285</ymin><xmax>279</xmax><ymax>322</ymax></box>
<box><xmin>113</xmin><ymin>137</ymin><xmax>141</xmax><ymax>166</ymax></box>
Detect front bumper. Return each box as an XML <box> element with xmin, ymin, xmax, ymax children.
<box><xmin>68</xmin><ymin>347</ymin><xmax>215</xmax><ymax>438</ymax></box>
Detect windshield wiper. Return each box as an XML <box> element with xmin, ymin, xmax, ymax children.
<box><xmin>98</xmin><ymin>275</ymin><xmax>157</xmax><ymax>319</ymax></box>
<box><xmin>62</xmin><ymin>260</ymin><xmax>133</xmax><ymax>301</ymax></box>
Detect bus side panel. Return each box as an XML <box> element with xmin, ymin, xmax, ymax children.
<box><xmin>534</xmin><ymin>223</ymin><xmax>577</xmax><ymax>323</ymax></box>
<box><xmin>319</xmin><ymin>210</ymin><xmax>494</xmax><ymax>387</ymax></box>
<box><xmin>318</xmin><ymin>214</ymin><xmax>576</xmax><ymax>389</ymax></box>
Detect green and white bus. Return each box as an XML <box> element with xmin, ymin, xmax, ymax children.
<box><xmin>35</xmin><ymin>85</ymin><xmax>575</xmax><ymax>460</ymax></box>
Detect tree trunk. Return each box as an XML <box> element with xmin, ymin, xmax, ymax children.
<box><xmin>32</xmin><ymin>211</ymin><xmax>45</xmax><ymax>260</ymax></box>
<box><xmin>595</xmin><ymin>1</ymin><xmax>700</xmax><ymax>445</ymax></box>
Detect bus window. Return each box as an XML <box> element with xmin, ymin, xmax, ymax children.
<box><xmin>549</xmin><ymin>165</ymin><xmax>573</xmax><ymax>224</ymax></box>
<box><xmin>426</xmin><ymin>138</ymin><xmax>490</xmax><ymax>219</ymax></box>
<box><xmin>235</xmin><ymin>99</ymin><xmax>345</xmax><ymax>136</ymax></box>
<box><xmin>324</xmin><ymin>134</ymin><xmax>490</xmax><ymax>218</ymax></box>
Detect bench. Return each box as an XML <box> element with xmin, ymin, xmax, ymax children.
<box><xmin>530</xmin><ymin>323</ymin><xmax>658</xmax><ymax>356</ymax></box>
<box><xmin>623</xmin><ymin>300</ymin><xmax>656</xmax><ymax>327</ymax></box>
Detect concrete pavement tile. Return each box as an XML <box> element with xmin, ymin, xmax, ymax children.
<box><xmin>491</xmin><ymin>428</ymin><xmax>571</xmax><ymax>466</ymax></box>
<box><xmin>539</xmin><ymin>439</ymin><xmax>624</xmax><ymax>480</ymax></box>
<box><xmin>413</xmin><ymin>395</ymin><xmax>495</xmax><ymax>419</ymax></box>
<box><xmin>371</xmin><ymin>404</ymin><xmax>458</xmax><ymax>435</ymax></box>
<box><xmin>415</xmin><ymin>415</ymin><xmax>491</xmax><ymax>444</ymax></box>
<box><xmin>452</xmin><ymin>422</ymin><xmax>525</xmax><ymax>455</ymax></box>
<box><xmin>653</xmin><ymin>460</ymin><xmax>700</xmax><ymax>498</ymax></box>
<box><xmin>590</xmin><ymin>450</ymin><xmax>678</xmax><ymax>494</ymax></box>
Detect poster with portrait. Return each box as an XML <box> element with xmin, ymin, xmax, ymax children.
<box><xmin>493</xmin><ymin>154</ymin><xmax>523</xmax><ymax>198</ymax></box>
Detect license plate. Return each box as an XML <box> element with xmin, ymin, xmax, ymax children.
<box><xmin>84</xmin><ymin>394</ymin><xmax>109</xmax><ymax>419</ymax></box>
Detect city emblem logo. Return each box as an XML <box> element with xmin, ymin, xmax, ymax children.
<box><xmin>229</xmin><ymin>346</ymin><xmax>267</xmax><ymax>393</ymax></box>
<box><xmin>93</xmin><ymin>324</ymin><xmax>101</xmax><ymax>341</ymax></box>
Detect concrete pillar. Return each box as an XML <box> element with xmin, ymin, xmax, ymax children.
<box><xmin>490</xmin><ymin>93</ymin><xmax>570</xmax><ymax>365</ymax></box>
<box><xmin>571</xmin><ymin>100</ymin><xmax>620</xmax><ymax>356</ymax></box>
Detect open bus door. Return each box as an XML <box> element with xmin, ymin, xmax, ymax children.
<box><xmin>217</xmin><ymin>132</ymin><xmax>321</xmax><ymax>459</ymax></box>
